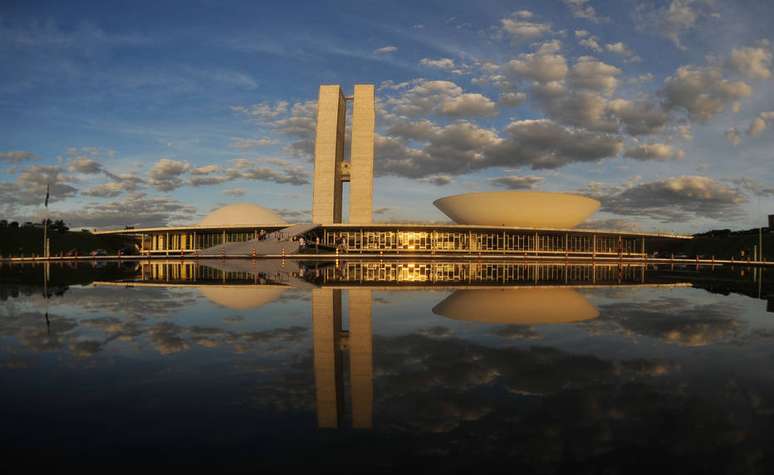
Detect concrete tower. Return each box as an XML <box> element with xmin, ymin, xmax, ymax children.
<box><xmin>312</xmin><ymin>84</ymin><xmax>375</xmax><ymax>225</ymax></box>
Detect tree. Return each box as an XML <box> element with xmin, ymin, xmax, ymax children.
<box><xmin>0</xmin><ymin>219</ymin><xmax>7</xmax><ymax>228</ymax></box>
<box><xmin>9</xmin><ymin>221</ymin><xmax>19</xmax><ymax>229</ymax></box>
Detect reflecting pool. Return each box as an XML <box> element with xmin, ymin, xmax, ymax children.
<box><xmin>1</xmin><ymin>260</ymin><xmax>773</xmax><ymax>471</ymax></box>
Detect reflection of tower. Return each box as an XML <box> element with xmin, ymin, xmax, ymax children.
<box><xmin>312</xmin><ymin>288</ymin><xmax>374</xmax><ymax>429</ymax></box>
<box><xmin>312</xmin><ymin>84</ymin><xmax>375</xmax><ymax>224</ymax></box>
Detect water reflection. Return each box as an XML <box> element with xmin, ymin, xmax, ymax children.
<box><xmin>433</xmin><ymin>288</ymin><xmax>600</xmax><ymax>324</ymax></box>
<box><xmin>2</xmin><ymin>260</ymin><xmax>774</xmax><ymax>470</ymax></box>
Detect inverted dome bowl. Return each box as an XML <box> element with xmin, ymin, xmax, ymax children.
<box><xmin>433</xmin><ymin>191</ymin><xmax>600</xmax><ymax>228</ymax></box>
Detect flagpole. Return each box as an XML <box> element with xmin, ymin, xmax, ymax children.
<box><xmin>44</xmin><ymin>183</ymin><xmax>49</xmax><ymax>259</ymax></box>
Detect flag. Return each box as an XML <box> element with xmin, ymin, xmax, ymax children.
<box><xmin>44</xmin><ymin>183</ymin><xmax>49</xmax><ymax>208</ymax></box>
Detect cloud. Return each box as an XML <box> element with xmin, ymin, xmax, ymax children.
<box><xmin>606</xmin><ymin>99</ymin><xmax>669</xmax><ymax>136</ymax></box>
<box><xmin>583</xmin><ymin>176</ymin><xmax>747</xmax><ymax>221</ymax></box>
<box><xmin>0</xmin><ymin>151</ymin><xmax>37</xmax><ymax>163</ymax></box>
<box><xmin>189</xmin><ymin>158</ymin><xmax>309</xmax><ymax>187</ymax></box>
<box><xmin>228</xmin><ymin>137</ymin><xmax>275</xmax><ymax>150</ymax></box>
<box><xmin>503</xmin><ymin>48</ymin><xmax>568</xmax><ymax>83</ymax></box>
<box><xmin>623</xmin><ymin>143</ymin><xmax>683</xmax><ymax>161</ymax></box>
<box><xmin>747</xmin><ymin>111</ymin><xmax>774</xmax><ymax>136</ymax></box>
<box><xmin>373</xmin><ymin>45</ymin><xmax>398</xmax><ymax>55</ymax></box>
<box><xmin>382</xmin><ymin>79</ymin><xmax>497</xmax><ymax>118</ymax></box>
<box><xmin>81</xmin><ymin>182</ymin><xmax>126</xmax><ymax>198</ymax></box>
<box><xmin>223</xmin><ymin>187</ymin><xmax>246</xmax><ymax>197</ymax></box>
<box><xmin>490</xmin><ymin>175</ymin><xmax>544</xmax><ymax>190</ymax></box>
<box><xmin>230</xmin><ymin>101</ymin><xmax>289</xmax><ymax>121</ymax></box>
<box><xmin>54</xmin><ymin>192</ymin><xmax>196</xmax><ymax>228</ymax></box>
<box><xmin>420</xmin><ymin>57</ymin><xmax>456</xmax><ymax>71</ymax></box>
<box><xmin>576</xmin><ymin>30</ymin><xmax>602</xmax><ymax>51</ymax></box>
<box><xmin>563</xmin><ymin>0</ymin><xmax>607</xmax><ymax>23</ymax></box>
<box><xmin>190</xmin><ymin>164</ymin><xmax>219</xmax><ymax>175</ymax></box>
<box><xmin>661</xmin><ymin>65</ymin><xmax>751</xmax><ymax>121</ymax></box>
<box><xmin>605</xmin><ymin>42</ymin><xmax>641</xmax><ymax>62</ymax></box>
<box><xmin>634</xmin><ymin>0</ymin><xmax>715</xmax><ymax>49</ymax></box>
<box><xmin>568</xmin><ymin>56</ymin><xmax>621</xmax><ymax>95</ymax></box>
<box><xmin>499</xmin><ymin>12</ymin><xmax>552</xmax><ymax>42</ymax></box>
<box><xmin>147</xmin><ymin>158</ymin><xmax>191</xmax><ymax>191</ymax></box>
<box><xmin>377</xmin><ymin>118</ymin><xmax>624</xmax><ymax>179</ymax></box>
<box><xmin>68</xmin><ymin>157</ymin><xmax>103</xmax><ymax>174</ymax></box>
<box><xmin>420</xmin><ymin>175</ymin><xmax>453</xmax><ymax>186</ymax></box>
<box><xmin>725</xmin><ymin>128</ymin><xmax>742</xmax><ymax>145</ymax></box>
<box><xmin>599</xmin><ymin>297</ymin><xmax>740</xmax><ymax>346</ymax></box>
<box><xmin>727</xmin><ymin>41</ymin><xmax>772</xmax><ymax>80</ymax></box>
<box><xmin>498</xmin><ymin>91</ymin><xmax>527</xmax><ymax>107</ymax></box>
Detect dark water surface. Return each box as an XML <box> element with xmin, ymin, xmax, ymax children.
<box><xmin>1</xmin><ymin>260</ymin><xmax>773</xmax><ymax>472</ymax></box>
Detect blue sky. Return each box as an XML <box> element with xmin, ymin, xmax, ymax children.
<box><xmin>2</xmin><ymin>0</ymin><xmax>773</xmax><ymax>232</ymax></box>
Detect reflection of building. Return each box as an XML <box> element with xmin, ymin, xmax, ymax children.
<box><xmin>93</xmin><ymin>83</ymin><xmax>691</xmax><ymax>257</ymax></box>
<box><xmin>313</xmin><ymin>288</ymin><xmax>373</xmax><ymax>429</ymax></box>
<box><xmin>433</xmin><ymin>288</ymin><xmax>599</xmax><ymax>324</ymax></box>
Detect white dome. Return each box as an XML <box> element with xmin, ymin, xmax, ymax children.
<box><xmin>199</xmin><ymin>203</ymin><xmax>287</xmax><ymax>227</ymax></box>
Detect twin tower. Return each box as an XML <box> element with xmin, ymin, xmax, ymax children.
<box><xmin>312</xmin><ymin>84</ymin><xmax>375</xmax><ymax>224</ymax></box>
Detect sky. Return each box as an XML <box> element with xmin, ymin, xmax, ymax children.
<box><xmin>1</xmin><ymin>0</ymin><xmax>773</xmax><ymax>233</ymax></box>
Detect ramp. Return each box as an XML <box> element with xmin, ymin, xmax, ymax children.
<box><xmin>200</xmin><ymin>223</ymin><xmax>320</xmax><ymax>256</ymax></box>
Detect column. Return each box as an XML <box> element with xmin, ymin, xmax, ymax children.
<box><xmin>348</xmin><ymin>289</ymin><xmax>373</xmax><ymax>429</ymax></box>
<box><xmin>349</xmin><ymin>84</ymin><xmax>375</xmax><ymax>224</ymax></box>
<box><xmin>312</xmin><ymin>85</ymin><xmax>346</xmax><ymax>224</ymax></box>
<box><xmin>312</xmin><ymin>288</ymin><xmax>343</xmax><ymax>428</ymax></box>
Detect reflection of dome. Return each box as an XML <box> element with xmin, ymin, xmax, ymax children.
<box><xmin>198</xmin><ymin>286</ymin><xmax>287</xmax><ymax>310</ymax></box>
<box><xmin>200</xmin><ymin>203</ymin><xmax>287</xmax><ymax>227</ymax></box>
<box><xmin>432</xmin><ymin>288</ymin><xmax>599</xmax><ymax>324</ymax></box>
<box><xmin>433</xmin><ymin>191</ymin><xmax>600</xmax><ymax>228</ymax></box>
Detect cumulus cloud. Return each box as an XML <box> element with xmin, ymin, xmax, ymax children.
<box><xmin>228</xmin><ymin>137</ymin><xmax>275</xmax><ymax>150</ymax></box>
<box><xmin>635</xmin><ymin>0</ymin><xmax>715</xmax><ymax>49</ymax></box>
<box><xmin>189</xmin><ymin>158</ymin><xmax>309</xmax><ymax>187</ymax></box>
<box><xmin>498</xmin><ymin>91</ymin><xmax>527</xmax><ymax>107</ymax></box>
<box><xmin>623</xmin><ymin>143</ymin><xmax>683</xmax><ymax>161</ymax></box>
<box><xmin>605</xmin><ymin>42</ymin><xmax>641</xmax><ymax>62</ymax></box>
<box><xmin>583</xmin><ymin>176</ymin><xmax>747</xmax><ymax>221</ymax></box>
<box><xmin>0</xmin><ymin>151</ymin><xmax>37</xmax><ymax>163</ymax></box>
<box><xmin>727</xmin><ymin>41</ymin><xmax>772</xmax><ymax>80</ymax></box>
<box><xmin>420</xmin><ymin>57</ymin><xmax>457</xmax><ymax>71</ymax></box>
<box><xmin>148</xmin><ymin>158</ymin><xmax>191</xmax><ymax>191</ymax></box>
<box><xmin>374</xmin><ymin>45</ymin><xmax>398</xmax><ymax>55</ymax></box>
<box><xmin>230</xmin><ymin>101</ymin><xmax>289</xmax><ymax>121</ymax></box>
<box><xmin>81</xmin><ymin>182</ymin><xmax>126</xmax><ymax>198</ymax></box>
<box><xmin>378</xmin><ymin>117</ymin><xmax>624</xmax><ymax>179</ymax></box>
<box><xmin>490</xmin><ymin>175</ymin><xmax>544</xmax><ymax>190</ymax></box>
<box><xmin>190</xmin><ymin>164</ymin><xmax>219</xmax><ymax>175</ymax></box>
<box><xmin>606</xmin><ymin>99</ymin><xmax>669</xmax><ymax>136</ymax></box>
<box><xmin>747</xmin><ymin>111</ymin><xmax>774</xmax><ymax>136</ymax></box>
<box><xmin>232</xmin><ymin>99</ymin><xmax>317</xmax><ymax>158</ymax></box>
<box><xmin>0</xmin><ymin>165</ymin><xmax>78</xmax><ymax>215</ymax></box>
<box><xmin>488</xmin><ymin>119</ymin><xmax>623</xmax><ymax>169</ymax></box>
<box><xmin>68</xmin><ymin>157</ymin><xmax>103</xmax><ymax>174</ymax></box>
<box><xmin>382</xmin><ymin>79</ymin><xmax>497</xmax><ymax>118</ymax></box>
<box><xmin>575</xmin><ymin>30</ymin><xmax>602</xmax><ymax>51</ymax></box>
<box><xmin>568</xmin><ymin>56</ymin><xmax>621</xmax><ymax>95</ymax></box>
<box><xmin>54</xmin><ymin>192</ymin><xmax>196</xmax><ymax>228</ymax></box>
<box><xmin>420</xmin><ymin>175</ymin><xmax>453</xmax><ymax>186</ymax></box>
<box><xmin>499</xmin><ymin>12</ymin><xmax>552</xmax><ymax>42</ymax></box>
<box><xmin>223</xmin><ymin>187</ymin><xmax>246</xmax><ymax>197</ymax></box>
<box><xmin>563</xmin><ymin>0</ymin><xmax>607</xmax><ymax>23</ymax></box>
<box><xmin>503</xmin><ymin>47</ymin><xmax>568</xmax><ymax>83</ymax></box>
<box><xmin>724</xmin><ymin>128</ymin><xmax>742</xmax><ymax>145</ymax></box>
<box><xmin>661</xmin><ymin>65</ymin><xmax>751</xmax><ymax>121</ymax></box>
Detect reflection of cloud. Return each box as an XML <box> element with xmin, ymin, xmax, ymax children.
<box><xmin>597</xmin><ymin>297</ymin><xmax>741</xmax><ymax>346</ymax></box>
<box><xmin>492</xmin><ymin>325</ymin><xmax>543</xmax><ymax>340</ymax></box>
